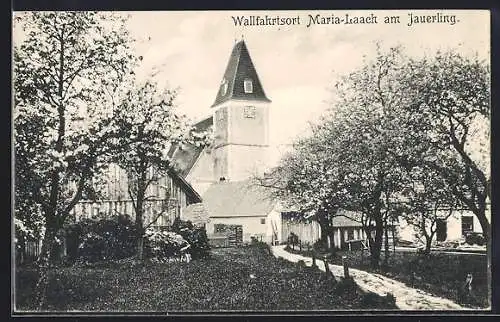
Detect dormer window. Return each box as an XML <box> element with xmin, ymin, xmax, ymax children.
<box><xmin>220</xmin><ymin>78</ymin><xmax>228</xmax><ymax>96</ymax></box>
<box><xmin>244</xmin><ymin>78</ymin><xmax>253</xmax><ymax>93</ymax></box>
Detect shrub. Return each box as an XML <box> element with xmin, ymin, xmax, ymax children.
<box><xmin>465</xmin><ymin>233</ymin><xmax>485</xmax><ymax>246</ymax></box>
<box><xmin>250</xmin><ymin>235</ymin><xmax>264</xmax><ymax>245</ymax></box>
<box><xmin>65</xmin><ymin>215</ymin><xmax>138</xmax><ymax>263</ymax></box>
<box><xmin>144</xmin><ymin>227</ymin><xmax>189</xmax><ymax>261</ymax></box>
<box><xmin>171</xmin><ymin>217</ymin><xmax>210</xmax><ymax>259</ymax></box>
<box><xmin>252</xmin><ymin>240</ymin><xmax>272</xmax><ymax>254</ymax></box>
<box><xmin>296</xmin><ymin>260</ymin><xmax>307</xmax><ymax>269</ymax></box>
<box><xmin>312</xmin><ymin>239</ymin><xmax>339</xmax><ymax>256</ymax></box>
<box><xmin>287</xmin><ymin>232</ymin><xmax>299</xmax><ymax>249</ymax></box>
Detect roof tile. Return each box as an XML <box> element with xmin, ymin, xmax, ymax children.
<box><xmin>211</xmin><ymin>40</ymin><xmax>271</xmax><ymax>107</ymax></box>
<box><xmin>202</xmin><ymin>180</ymin><xmax>276</xmax><ymax>217</ymax></box>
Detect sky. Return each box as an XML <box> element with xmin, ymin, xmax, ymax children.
<box><xmin>124</xmin><ymin>10</ymin><xmax>489</xmax><ymax>164</ymax></box>
<box><xmin>13</xmin><ymin>10</ymin><xmax>491</xmax><ymax>166</ymax></box>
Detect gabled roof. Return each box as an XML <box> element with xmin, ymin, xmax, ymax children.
<box><xmin>167</xmin><ymin>116</ymin><xmax>213</xmax><ymax>178</ymax></box>
<box><xmin>181</xmin><ymin>202</ymin><xmax>209</xmax><ymax>225</ymax></box>
<box><xmin>167</xmin><ymin>168</ymin><xmax>202</xmax><ymax>204</ymax></box>
<box><xmin>331</xmin><ymin>211</ymin><xmax>363</xmax><ymax>228</ymax></box>
<box><xmin>211</xmin><ymin>40</ymin><xmax>271</xmax><ymax>107</ymax></box>
<box><xmin>331</xmin><ymin>209</ymin><xmax>397</xmax><ymax>228</ymax></box>
<box><xmin>202</xmin><ymin>180</ymin><xmax>276</xmax><ymax>217</ymax></box>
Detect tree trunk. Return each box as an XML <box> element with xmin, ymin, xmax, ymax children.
<box><xmin>474</xmin><ymin>205</ymin><xmax>491</xmax><ymax>306</ymax></box>
<box><xmin>135</xmin><ymin>201</ymin><xmax>144</xmax><ymax>260</ymax></box>
<box><xmin>317</xmin><ymin>212</ymin><xmax>333</xmax><ymax>249</ymax></box>
<box><xmin>137</xmin><ymin>235</ymin><xmax>144</xmax><ymax>260</ymax></box>
<box><xmin>424</xmin><ymin>236</ymin><xmax>433</xmax><ymax>255</ymax></box>
<box><xmin>33</xmin><ymin>221</ymin><xmax>57</xmax><ymax>310</ymax></box>
<box><xmin>370</xmin><ymin>216</ymin><xmax>384</xmax><ymax>268</ymax></box>
<box><xmin>383</xmin><ymin>217</ymin><xmax>389</xmax><ymax>266</ymax></box>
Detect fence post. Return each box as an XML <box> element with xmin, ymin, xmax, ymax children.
<box><xmin>323</xmin><ymin>256</ymin><xmax>329</xmax><ymax>276</ymax></box>
<box><xmin>323</xmin><ymin>256</ymin><xmax>335</xmax><ymax>282</ymax></box>
<box><xmin>342</xmin><ymin>255</ymin><xmax>350</xmax><ymax>279</ymax></box>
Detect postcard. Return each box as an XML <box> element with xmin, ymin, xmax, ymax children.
<box><xmin>12</xmin><ymin>9</ymin><xmax>491</xmax><ymax>313</ymax></box>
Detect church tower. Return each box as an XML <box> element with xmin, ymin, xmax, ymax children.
<box><xmin>211</xmin><ymin>40</ymin><xmax>271</xmax><ymax>182</ymax></box>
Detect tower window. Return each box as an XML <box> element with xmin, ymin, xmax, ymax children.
<box><xmin>244</xmin><ymin>78</ymin><xmax>253</xmax><ymax>93</ymax></box>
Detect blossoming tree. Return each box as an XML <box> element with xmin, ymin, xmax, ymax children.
<box><xmin>13</xmin><ymin>11</ymin><xmax>137</xmax><ymax>307</ymax></box>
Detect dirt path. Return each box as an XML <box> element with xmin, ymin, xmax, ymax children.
<box><xmin>272</xmin><ymin>245</ymin><xmax>473</xmax><ymax>310</ymax></box>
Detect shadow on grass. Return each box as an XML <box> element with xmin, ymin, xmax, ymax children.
<box><xmin>15</xmin><ymin>245</ymin><xmax>398</xmax><ymax>312</ymax></box>
<box><xmin>284</xmin><ymin>246</ymin><xmax>488</xmax><ymax>308</ymax></box>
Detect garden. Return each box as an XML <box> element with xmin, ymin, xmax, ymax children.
<box><xmin>15</xmin><ymin>242</ymin><xmax>398</xmax><ymax>311</ymax></box>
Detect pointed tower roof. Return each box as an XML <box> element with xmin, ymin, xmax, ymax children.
<box><xmin>211</xmin><ymin>40</ymin><xmax>271</xmax><ymax>107</ymax></box>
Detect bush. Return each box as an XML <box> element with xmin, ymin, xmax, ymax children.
<box><xmin>465</xmin><ymin>233</ymin><xmax>485</xmax><ymax>246</ymax></box>
<box><xmin>252</xmin><ymin>240</ymin><xmax>272</xmax><ymax>254</ymax></box>
<box><xmin>296</xmin><ymin>260</ymin><xmax>307</xmax><ymax>269</ymax></box>
<box><xmin>66</xmin><ymin>215</ymin><xmax>138</xmax><ymax>263</ymax></box>
<box><xmin>287</xmin><ymin>232</ymin><xmax>299</xmax><ymax>249</ymax></box>
<box><xmin>171</xmin><ymin>217</ymin><xmax>210</xmax><ymax>259</ymax></box>
<box><xmin>144</xmin><ymin>227</ymin><xmax>189</xmax><ymax>261</ymax></box>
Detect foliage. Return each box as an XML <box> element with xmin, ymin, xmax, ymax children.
<box><xmin>13</xmin><ymin>11</ymin><xmax>139</xmax><ymax>276</ymax></box>
<box><xmin>143</xmin><ymin>227</ymin><xmax>189</xmax><ymax>261</ymax></box>
<box><xmin>65</xmin><ymin>215</ymin><xmax>138</xmax><ymax>263</ymax></box>
<box><xmin>465</xmin><ymin>232</ymin><xmax>485</xmax><ymax>246</ymax></box>
<box><xmin>264</xmin><ymin>45</ymin><xmax>411</xmax><ymax>267</ymax></box>
<box><xmin>171</xmin><ymin>217</ymin><xmax>210</xmax><ymax>259</ymax></box>
<box><xmin>397</xmin><ymin>164</ymin><xmax>461</xmax><ymax>253</ymax></box>
<box><xmin>15</xmin><ymin>246</ymin><xmax>397</xmax><ymax>311</ymax></box>
<box><xmin>110</xmin><ymin>78</ymin><xmax>211</xmax><ymax>259</ymax></box>
<box><xmin>261</xmin><ymin>44</ymin><xmax>490</xmax><ymax>269</ymax></box>
<box><xmin>287</xmin><ymin>232</ymin><xmax>300</xmax><ymax>249</ymax></box>
<box><xmin>399</xmin><ymin>51</ymin><xmax>491</xmax><ymax>240</ymax></box>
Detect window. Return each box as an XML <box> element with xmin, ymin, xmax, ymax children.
<box><xmin>244</xmin><ymin>78</ymin><xmax>253</xmax><ymax>93</ymax></box>
<box><xmin>462</xmin><ymin>216</ymin><xmax>474</xmax><ymax>236</ymax></box>
<box><xmin>260</xmin><ymin>218</ymin><xmax>266</xmax><ymax>224</ymax></box>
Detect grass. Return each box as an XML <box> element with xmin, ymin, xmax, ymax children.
<box><xmin>15</xmin><ymin>245</ymin><xmax>398</xmax><ymax>311</ymax></box>
<box><xmin>284</xmin><ymin>246</ymin><xmax>488</xmax><ymax>308</ymax></box>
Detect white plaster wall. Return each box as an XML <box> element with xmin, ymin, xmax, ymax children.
<box><xmin>207</xmin><ymin>215</ymin><xmax>272</xmax><ymax>243</ymax></box>
<box><xmin>267</xmin><ymin>208</ymin><xmax>282</xmax><ymax>244</ymax></box>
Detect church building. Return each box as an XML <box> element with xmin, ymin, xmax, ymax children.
<box><xmin>167</xmin><ymin>39</ymin><xmax>281</xmax><ymax>245</ymax></box>
<box><xmin>73</xmin><ymin>39</ymin><xmax>486</xmax><ymax>249</ymax></box>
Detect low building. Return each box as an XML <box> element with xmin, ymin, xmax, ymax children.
<box><xmin>280</xmin><ymin>209</ymin><xmax>396</xmax><ymax>250</ymax></box>
<box><xmin>397</xmin><ymin>207</ymin><xmax>490</xmax><ymax>245</ymax></box>
<box><xmin>201</xmin><ymin>180</ymin><xmax>279</xmax><ymax>246</ymax></box>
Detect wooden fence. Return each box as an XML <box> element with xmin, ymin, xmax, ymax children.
<box><xmin>281</xmin><ymin>219</ymin><xmax>321</xmax><ymax>245</ymax></box>
<box><xmin>16</xmin><ymin>238</ymin><xmax>42</xmax><ymax>265</ymax></box>
<box><xmin>16</xmin><ymin>198</ymin><xmax>180</xmax><ymax>265</ymax></box>
<box><xmin>70</xmin><ymin>198</ymin><xmax>179</xmax><ymax>227</ymax></box>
